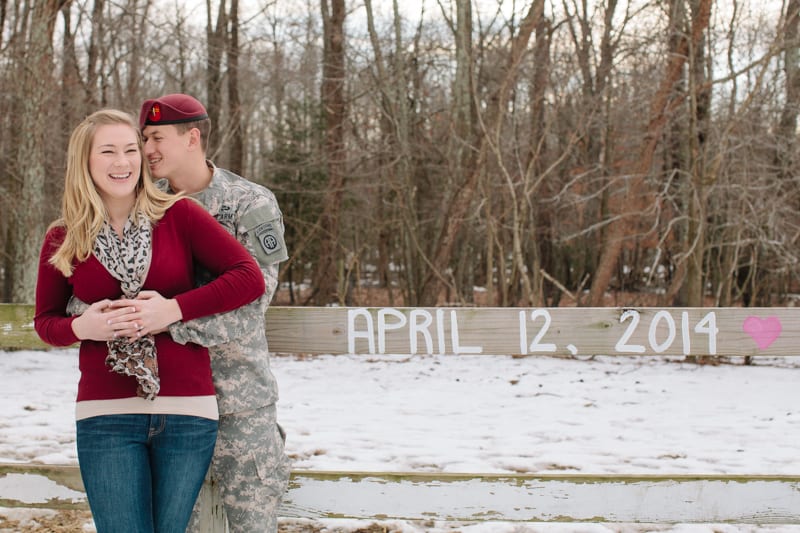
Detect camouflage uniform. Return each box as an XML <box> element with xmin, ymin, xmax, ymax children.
<box><xmin>168</xmin><ymin>164</ymin><xmax>291</xmax><ymax>533</ymax></box>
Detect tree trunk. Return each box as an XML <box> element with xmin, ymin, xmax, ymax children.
<box><xmin>418</xmin><ymin>0</ymin><xmax>544</xmax><ymax>306</ymax></box>
<box><xmin>125</xmin><ymin>0</ymin><xmax>148</xmax><ymax>104</ymax></box>
<box><xmin>683</xmin><ymin>0</ymin><xmax>712</xmax><ymax>308</ymax></box>
<box><xmin>364</xmin><ymin>0</ymin><xmax>412</xmax><ymax>301</ymax></box>
<box><xmin>206</xmin><ymin>0</ymin><xmax>226</xmax><ymax>158</ymax></box>
<box><xmin>588</xmin><ymin>0</ymin><xmax>712</xmax><ymax>306</ymax></box>
<box><xmin>664</xmin><ymin>0</ymin><xmax>692</xmax><ymax>307</ymax></box>
<box><xmin>86</xmin><ymin>0</ymin><xmax>105</xmax><ymax>106</ymax></box>
<box><xmin>309</xmin><ymin>0</ymin><xmax>346</xmax><ymax>305</ymax></box>
<box><xmin>10</xmin><ymin>0</ymin><xmax>68</xmax><ymax>303</ymax></box>
<box><xmin>0</xmin><ymin>0</ymin><xmax>6</xmax><ymax>50</ymax></box>
<box><xmin>60</xmin><ymin>3</ymin><xmax>83</xmax><ymax>160</ymax></box>
<box><xmin>776</xmin><ymin>0</ymin><xmax>800</xmax><ymax>175</ymax></box>
<box><xmin>227</xmin><ymin>0</ymin><xmax>243</xmax><ymax>174</ymax></box>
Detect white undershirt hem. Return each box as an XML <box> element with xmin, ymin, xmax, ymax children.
<box><xmin>75</xmin><ymin>396</ymin><xmax>218</xmax><ymax>421</ymax></box>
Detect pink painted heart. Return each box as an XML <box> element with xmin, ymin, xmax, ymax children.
<box><xmin>742</xmin><ymin>316</ymin><xmax>782</xmax><ymax>350</ymax></box>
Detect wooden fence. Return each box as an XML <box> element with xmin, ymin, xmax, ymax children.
<box><xmin>1</xmin><ymin>303</ymin><xmax>799</xmax><ymax>528</ymax></box>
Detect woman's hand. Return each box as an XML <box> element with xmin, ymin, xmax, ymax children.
<box><xmin>109</xmin><ymin>291</ymin><xmax>183</xmax><ymax>340</ymax></box>
<box><xmin>71</xmin><ymin>299</ymin><xmax>137</xmax><ymax>342</ymax></box>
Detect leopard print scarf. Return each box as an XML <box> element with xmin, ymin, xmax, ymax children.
<box><xmin>93</xmin><ymin>214</ymin><xmax>160</xmax><ymax>400</ymax></box>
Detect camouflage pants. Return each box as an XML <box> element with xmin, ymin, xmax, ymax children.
<box><xmin>187</xmin><ymin>404</ymin><xmax>291</xmax><ymax>533</ymax></box>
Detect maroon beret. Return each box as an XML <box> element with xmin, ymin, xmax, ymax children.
<box><xmin>139</xmin><ymin>93</ymin><xmax>208</xmax><ymax>129</ymax></box>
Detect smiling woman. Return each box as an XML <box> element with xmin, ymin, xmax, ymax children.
<box><xmin>32</xmin><ymin>108</ymin><xmax>266</xmax><ymax>533</ymax></box>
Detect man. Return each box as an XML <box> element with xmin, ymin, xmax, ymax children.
<box><xmin>139</xmin><ymin>93</ymin><xmax>291</xmax><ymax>532</ymax></box>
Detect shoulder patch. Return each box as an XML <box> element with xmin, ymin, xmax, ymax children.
<box><xmin>240</xmin><ymin>199</ymin><xmax>288</xmax><ymax>265</ymax></box>
<box><xmin>254</xmin><ymin>222</ymin><xmax>282</xmax><ymax>255</ymax></box>
<box><xmin>241</xmin><ymin>203</ymin><xmax>282</xmax><ymax>231</ymax></box>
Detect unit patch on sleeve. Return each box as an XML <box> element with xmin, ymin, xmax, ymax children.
<box><xmin>255</xmin><ymin>222</ymin><xmax>282</xmax><ymax>255</ymax></box>
<box><xmin>241</xmin><ymin>204</ymin><xmax>289</xmax><ymax>265</ymax></box>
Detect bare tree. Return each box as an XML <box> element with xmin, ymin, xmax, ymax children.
<box><xmin>227</xmin><ymin>0</ymin><xmax>243</xmax><ymax>173</ymax></box>
<box><xmin>776</xmin><ymin>0</ymin><xmax>800</xmax><ymax>175</ymax></box>
<box><xmin>207</xmin><ymin>0</ymin><xmax>227</xmax><ymax>156</ymax></box>
<box><xmin>2</xmin><ymin>0</ymin><xmax>800</xmax><ymax>311</ymax></box>
<box><xmin>309</xmin><ymin>0</ymin><xmax>346</xmax><ymax>304</ymax></box>
<box><xmin>588</xmin><ymin>0</ymin><xmax>712</xmax><ymax>306</ymax></box>
<box><xmin>417</xmin><ymin>0</ymin><xmax>545</xmax><ymax>306</ymax></box>
<box><xmin>8</xmin><ymin>0</ymin><xmax>70</xmax><ymax>303</ymax></box>
<box><xmin>363</xmin><ymin>0</ymin><xmax>415</xmax><ymax>303</ymax></box>
<box><xmin>660</xmin><ymin>0</ymin><xmax>713</xmax><ymax>308</ymax></box>
<box><xmin>86</xmin><ymin>0</ymin><xmax>105</xmax><ymax>105</ymax></box>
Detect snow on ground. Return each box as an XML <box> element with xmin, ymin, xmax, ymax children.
<box><xmin>1</xmin><ymin>348</ymin><xmax>799</xmax><ymax>532</ymax></box>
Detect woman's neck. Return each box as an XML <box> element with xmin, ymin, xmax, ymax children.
<box><xmin>106</xmin><ymin>200</ymin><xmax>134</xmax><ymax>237</ymax></box>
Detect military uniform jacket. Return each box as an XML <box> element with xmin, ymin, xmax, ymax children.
<box><xmin>167</xmin><ymin>164</ymin><xmax>288</xmax><ymax>415</ymax></box>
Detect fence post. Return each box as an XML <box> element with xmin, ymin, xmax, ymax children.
<box><xmin>195</xmin><ymin>475</ymin><xmax>227</xmax><ymax>533</ymax></box>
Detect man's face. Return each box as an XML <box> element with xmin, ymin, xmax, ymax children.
<box><xmin>142</xmin><ymin>124</ymin><xmax>191</xmax><ymax>180</ymax></box>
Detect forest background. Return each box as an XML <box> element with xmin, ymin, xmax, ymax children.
<box><xmin>0</xmin><ymin>0</ymin><xmax>797</xmax><ymax>311</ymax></box>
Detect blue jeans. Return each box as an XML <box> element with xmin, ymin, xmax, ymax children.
<box><xmin>76</xmin><ymin>414</ymin><xmax>218</xmax><ymax>533</ymax></box>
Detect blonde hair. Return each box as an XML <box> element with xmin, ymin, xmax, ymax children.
<box><xmin>49</xmin><ymin>109</ymin><xmax>181</xmax><ymax>276</ymax></box>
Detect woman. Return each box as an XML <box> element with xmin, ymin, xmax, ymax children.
<box><xmin>34</xmin><ymin>109</ymin><xmax>265</xmax><ymax>533</ymax></box>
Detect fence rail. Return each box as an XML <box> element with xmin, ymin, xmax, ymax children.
<box><xmin>2</xmin><ymin>303</ymin><xmax>798</xmax><ymax>528</ymax></box>
<box><xmin>2</xmin><ymin>304</ymin><xmax>798</xmax><ymax>357</ymax></box>
<box><xmin>2</xmin><ymin>463</ymin><xmax>799</xmax><ymax>523</ymax></box>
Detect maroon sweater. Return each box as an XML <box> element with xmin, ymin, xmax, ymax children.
<box><xmin>34</xmin><ymin>198</ymin><xmax>265</xmax><ymax>402</ymax></box>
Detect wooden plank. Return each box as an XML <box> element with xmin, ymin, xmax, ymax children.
<box><xmin>0</xmin><ymin>304</ymin><xmax>49</xmax><ymax>350</ymax></box>
<box><xmin>1</xmin><ymin>464</ymin><xmax>799</xmax><ymax>524</ymax></box>
<box><xmin>0</xmin><ymin>463</ymin><xmax>85</xmax><ymax>510</ymax></box>
<box><xmin>4</xmin><ymin>303</ymin><xmax>798</xmax><ymax>357</ymax></box>
<box><xmin>266</xmin><ymin>306</ymin><xmax>800</xmax><ymax>356</ymax></box>
<box><xmin>280</xmin><ymin>472</ymin><xmax>800</xmax><ymax>523</ymax></box>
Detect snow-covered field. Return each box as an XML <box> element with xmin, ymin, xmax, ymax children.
<box><xmin>1</xmin><ymin>348</ymin><xmax>799</xmax><ymax>532</ymax></box>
